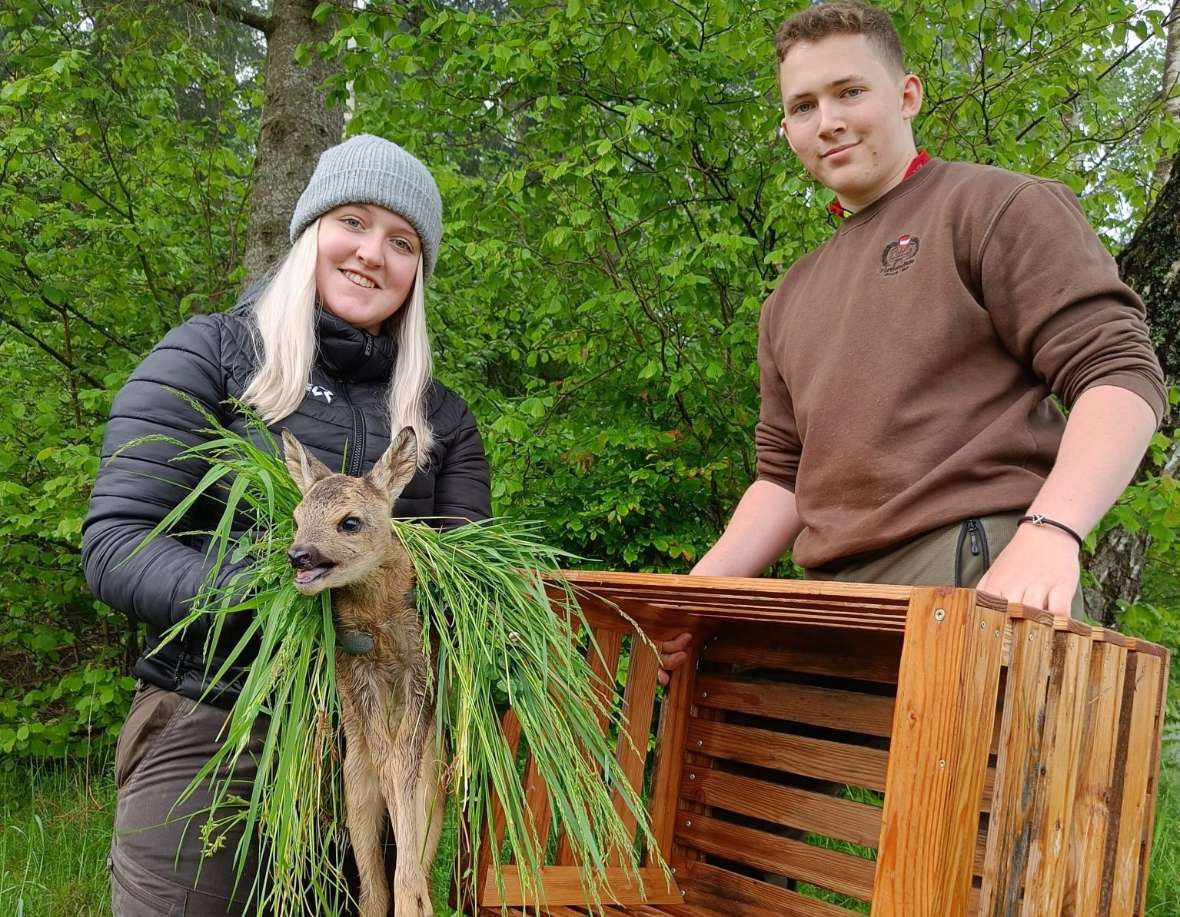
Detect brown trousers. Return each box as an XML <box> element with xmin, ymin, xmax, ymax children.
<box><xmin>805</xmin><ymin>510</ymin><xmax>1085</xmax><ymax>618</ymax></box>
<box><xmin>109</xmin><ymin>684</ymin><xmax>391</xmax><ymax>916</ymax></box>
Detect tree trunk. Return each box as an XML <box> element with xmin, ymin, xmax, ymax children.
<box><xmin>244</xmin><ymin>0</ymin><xmax>344</xmax><ymax>281</ymax></box>
<box><xmin>1153</xmin><ymin>2</ymin><xmax>1179</xmax><ymax>188</ymax></box>
<box><xmin>1084</xmin><ymin>151</ymin><xmax>1180</xmax><ymax>624</ymax></box>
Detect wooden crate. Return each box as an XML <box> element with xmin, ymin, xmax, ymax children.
<box><xmin>461</xmin><ymin>573</ymin><xmax>1170</xmax><ymax>917</ymax></box>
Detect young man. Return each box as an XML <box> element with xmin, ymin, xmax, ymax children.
<box><xmin>659</xmin><ymin>0</ymin><xmax>1164</xmax><ymax>681</ymax></box>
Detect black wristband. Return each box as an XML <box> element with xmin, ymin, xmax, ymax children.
<box><xmin>1018</xmin><ymin>514</ymin><xmax>1084</xmax><ymax>549</ymax></box>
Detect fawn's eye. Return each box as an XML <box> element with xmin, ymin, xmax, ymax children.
<box><xmin>339</xmin><ymin>516</ymin><xmax>363</xmax><ymax>533</ymax></box>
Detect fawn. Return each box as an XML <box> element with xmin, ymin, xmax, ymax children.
<box><xmin>283</xmin><ymin>428</ymin><xmax>443</xmax><ymax>917</ymax></box>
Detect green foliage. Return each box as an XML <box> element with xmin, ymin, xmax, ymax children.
<box><xmin>0</xmin><ymin>0</ymin><xmax>259</xmax><ymax>755</ymax></box>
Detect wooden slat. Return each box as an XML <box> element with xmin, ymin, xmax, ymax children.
<box><xmin>571</xmin><ymin>588</ymin><xmax>698</xmax><ymax>642</ymax></box>
<box><xmin>644</xmin><ymin>906</ymin><xmax>718</xmax><ymax>917</ymax></box>
<box><xmin>674</xmin><ymin>698</ymin><xmax>724</xmax><ymax>877</ymax></box>
<box><xmin>479</xmin><ymin>866</ymin><xmax>682</xmax><ymax>907</ymax></box>
<box><xmin>1061</xmin><ymin>640</ymin><xmax>1129</xmax><ymax>917</ymax></box>
<box><xmin>555</xmin><ymin>627</ymin><xmax>623</xmax><ymax>867</ymax></box>
<box><xmin>1106</xmin><ymin>652</ymin><xmax>1166</xmax><ymax>916</ymax></box>
<box><xmin>978</xmin><ymin>612</ymin><xmax>1055</xmax><ymax>914</ymax></box>
<box><xmin>677</xmin><ymin>812</ymin><xmax>876</xmax><ymax>901</ymax></box>
<box><xmin>522</xmin><ymin>754</ymin><xmax>553</xmax><ymax>856</ymax></box>
<box><xmin>694</xmin><ymin>674</ymin><xmax>895</xmax><ymax>737</ymax></box>
<box><xmin>612</xmin><ymin>637</ymin><xmax>661</xmax><ymax>862</ymax></box>
<box><xmin>1021</xmin><ymin>630</ymin><xmax>1093</xmax><ymax>915</ymax></box>
<box><xmin>872</xmin><ymin>588</ymin><xmax>1006</xmax><ymax>917</ymax></box>
<box><xmin>678</xmin><ymin>766</ymin><xmax>883</xmax><ymax>849</ymax></box>
<box><xmin>663</xmin><ymin>606</ymin><xmax>908</xmax><ymax>633</ymax></box>
<box><xmin>645</xmin><ymin>640</ymin><xmax>697</xmax><ymax>867</ymax></box>
<box><xmin>477</xmin><ymin>709</ymin><xmax>523</xmax><ymax>883</ymax></box>
<box><xmin>703</xmin><ymin>625</ymin><xmax>904</xmax><ymax>684</ymax></box>
<box><xmin>564</xmin><ymin>569</ymin><xmax>913</xmax><ymax>604</ymax></box>
<box><xmin>677</xmin><ymin>860</ymin><xmax>861</xmax><ymax>917</ymax></box>
<box><xmin>685</xmin><ymin>718</ymin><xmax>890</xmax><ymax>791</ymax></box>
<box><xmin>1135</xmin><ymin>649</ymin><xmax>1170</xmax><ymax>916</ymax></box>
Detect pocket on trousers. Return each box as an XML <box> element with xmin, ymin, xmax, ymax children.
<box><xmin>110</xmin><ymin>855</ymin><xmax>181</xmax><ymax>917</ymax></box>
<box><xmin>114</xmin><ymin>686</ymin><xmax>186</xmax><ymax>790</ymax></box>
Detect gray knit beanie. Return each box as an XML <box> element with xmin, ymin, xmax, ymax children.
<box><xmin>289</xmin><ymin>134</ymin><xmax>443</xmax><ymax>279</ymax></box>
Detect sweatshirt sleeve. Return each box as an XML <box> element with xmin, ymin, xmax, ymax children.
<box><xmin>81</xmin><ymin>316</ymin><xmax>239</xmax><ymax>634</ymax></box>
<box><xmin>978</xmin><ymin>180</ymin><xmax>1166</xmax><ymax>425</ymax></box>
<box><xmin>755</xmin><ymin>295</ymin><xmax>803</xmax><ymax>492</ymax></box>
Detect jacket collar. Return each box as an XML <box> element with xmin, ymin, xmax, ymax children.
<box><xmin>315</xmin><ymin>308</ymin><xmax>397</xmax><ymax>382</ymax></box>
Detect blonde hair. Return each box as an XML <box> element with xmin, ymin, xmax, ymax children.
<box><xmin>241</xmin><ymin>219</ymin><xmax>435</xmax><ymax>467</ymax></box>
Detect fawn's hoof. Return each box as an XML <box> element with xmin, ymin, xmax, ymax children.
<box><xmin>394</xmin><ymin>886</ymin><xmax>432</xmax><ymax>917</ymax></box>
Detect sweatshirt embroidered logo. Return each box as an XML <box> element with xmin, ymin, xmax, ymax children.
<box><xmin>880</xmin><ymin>234</ymin><xmax>920</xmax><ymax>276</ymax></box>
<box><xmin>306</xmin><ymin>383</ymin><xmax>334</xmax><ymax>404</ymax></box>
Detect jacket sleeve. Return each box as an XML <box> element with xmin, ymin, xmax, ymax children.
<box><xmin>432</xmin><ymin>398</ymin><xmax>492</xmax><ymax>529</ymax></box>
<box><xmin>979</xmin><ymin>180</ymin><xmax>1167</xmax><ymax>426</ymax></box>
<box><xmin>81</xmin><ymin>315</ymin><xmax>241</xmax><ymax>634</ymax></box>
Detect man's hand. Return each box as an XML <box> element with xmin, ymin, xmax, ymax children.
<box><xmin>975</xmin><ymin>523</ymin><xmax>1081</xmax><ymax>617</ymax></box>
<box><xmin>657</xmin><ymin>632</ymin><xmax>692</xmax><ymax>686</ymax></box>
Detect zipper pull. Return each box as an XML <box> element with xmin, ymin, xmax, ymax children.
<box><xmin>967</xmin><ymin>519</ymin><xmax>981</xmax><ymax>556</ymax></box>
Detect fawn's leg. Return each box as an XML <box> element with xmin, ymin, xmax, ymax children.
<box><xmin>340</xmin><ymin>700</ymin><xmax>391</xmax><ymax>917</ymax></box>
<box><xmin>418</xmin><ymin>726</ymin><xmax>445</xmax><ymax>868</ymax></box>
<box><xmin>383</xmin><ymin>704</ymin><xmax>435</xmax><ymax>917</ymax></box>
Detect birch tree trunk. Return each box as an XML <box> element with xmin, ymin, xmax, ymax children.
<box><xmin>1153</xmin><ymin>2</ymin><xmax>1180</xmax><ymax>188</ymax></box>
<box><xmin>1084</xmin><ymin>152</ymin><xmax>1180</xmax><ymax>623</ymax></box>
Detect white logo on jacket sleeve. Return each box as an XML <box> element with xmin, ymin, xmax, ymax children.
<box><xmin>305</xmin><ymin>383</ymin><xmax>335</xmax><ymax>404</ymax></box>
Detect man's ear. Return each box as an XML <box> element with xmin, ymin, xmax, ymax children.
<box><xmin>366</xmin><ymin>427</ymin><xmax>418</xmax><ymax>504</ymax></box>
<box><xmin>900</xmin><ymin>73</ymin><xmax>923</xmax><ymax>121</ymax></box>
<box><xmin>779</xmin><ymin>119</ymin><xmax>795</xmax><ymax>153</ymax></box>
<box><xmin>283</xmin><ymin>429</ymin><xmax>333</xmax><ymax>494</ymax></box>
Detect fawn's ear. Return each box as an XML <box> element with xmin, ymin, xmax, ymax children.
<box><xmin>282</xmin><ymin>429</ymin><xmax>332</xmax><ymax>494</ymax></box>
<box><xmin>367</xmin><ymin>427</ymin><xmax>418</xmax><ymax>504</ymax></box>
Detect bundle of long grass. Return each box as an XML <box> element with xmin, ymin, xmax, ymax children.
<box><xmin>128</xmin><ymin>400</ymin><xmax>664</xmax><ymax>915</ymax></box>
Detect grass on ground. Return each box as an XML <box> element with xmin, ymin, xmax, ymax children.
<box><xmin>2</xmin><ymin>747</ymin><xmax>1178</xmax><ymax>916</ymax></box>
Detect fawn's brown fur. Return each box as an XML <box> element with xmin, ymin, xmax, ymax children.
<box><xmin>283</xmin><ymin>429</ymin><xmax>443</xmax><ymax>917</ymax></box>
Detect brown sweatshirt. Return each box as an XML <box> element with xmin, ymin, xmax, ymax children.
<box><xmin>756</xmin><ymin>158</ymin><xmax>1166</xmax><ymax>569</ymax></box>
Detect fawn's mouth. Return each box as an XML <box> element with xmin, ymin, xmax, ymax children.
<box><xmin>295</xmin><ymin>563</ymin><xmax>336</xmax><ymax>587</ymax></box>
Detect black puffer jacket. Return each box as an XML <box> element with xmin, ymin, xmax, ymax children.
<box><xmin>82</xmin><ymin>308</ymin><xmax>491</xmax><ymax>708</ymax></box>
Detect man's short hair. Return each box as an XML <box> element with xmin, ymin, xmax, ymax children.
<box><xmin>775</xmin><ymin>1</ymin><xmax>906</xmax><ymax>75</ymax></box>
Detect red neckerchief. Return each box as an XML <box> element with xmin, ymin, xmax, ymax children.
<box><xmin>827</xmin><ymin>150</ymin><xmax>931</xmax><ymax>218</ymax></box>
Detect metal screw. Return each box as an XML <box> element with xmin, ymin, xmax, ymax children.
<box><xmin>671</xmin><ymin>867</ymin><xmax>677</xmax><ymax>875</ymax></box>
<box><xmin>980</xmin><ymin>621</ymin><xmax>986</xmax><ymax>629</ymax></box>
<box><xmin>696</xmin><ymin>739</ymin><xmax>703</xmax><ymax>747</ymax></box>
<box><xmin>934</xmin><ymin>608</ymin><xmax>946</xmax><ymax>622</ymax></box>
<box><xmin>689</xmin><ymin>772</ymin><xmax>696</xmax><ymax>780</ymax></box>
<box><xmin>995</xmin><ymin>629</ymin><xmax>1001</xmax><ymax>638</ymax></box>
<box><xmin>938</xmin><ymin>759</ymin><xmax>947</xmax><ymax>768</ymax></box>
<box><xmin>701</xmin><ymin>691</ymin><xmax>709</xmax><ymax>699</ymax></box>
<box><xmin>685</xmin><ymin>819</ymin><xmax>693</xmax><ymax>827</ymax></box>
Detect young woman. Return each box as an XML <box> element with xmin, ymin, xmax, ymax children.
<box><xmin>82</xmin><ymin>134</ymin><xmax>491</xmax><ymax>916</ymax></box>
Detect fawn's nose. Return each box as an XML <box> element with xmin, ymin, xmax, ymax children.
<box><xmin>288</xmin><ymin>546</ymin><xmax>317</xmax><ymax>570</ymax></box>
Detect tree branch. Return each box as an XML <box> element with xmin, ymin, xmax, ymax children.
<box><xmin>184</xmin><ymin>0</ymin><xmax>274</xmax><ymax>36</ymax></box>
<box><xmin>0</xmin><ymin>310</ymin><xmax>103</xmax><ymax>389</ymax></box>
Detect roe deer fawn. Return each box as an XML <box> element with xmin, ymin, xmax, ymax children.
<box><xmin>283</xmin><ymin>428</ymin><xmax>443</xmax><ymax>917</ymax></box>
